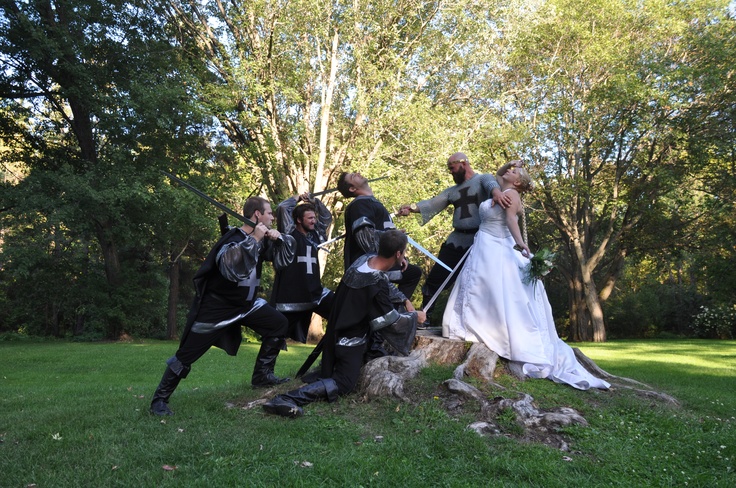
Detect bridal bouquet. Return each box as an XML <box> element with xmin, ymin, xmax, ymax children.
<box><xmin>518</xmin><ymin>247</ymin><xmax>556</xmax><ymax>285</ymax></box>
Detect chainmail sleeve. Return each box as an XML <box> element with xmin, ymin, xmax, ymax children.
<box><xmin>479</xmin><ymin>173</ymin><xmax>501</xmax><ymax>197</ymax></box>
<box><xmin>416</xmin><ymin>189</ymin><xmax>452</xmax><ymax>225</ymax></box>
<box><xmin>217</xmin><ymin>232</ymin><xmax>261</xmax><ymax>282</ymax></box>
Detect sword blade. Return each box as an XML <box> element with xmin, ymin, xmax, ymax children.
<box><xmin>406</xmin><ymin>235</ymin><xmax>452</xmax><ymax>272</ymax></box>
<box><xmin>161</xmin><ymin>171</ymin><xmax>256</xmax><ymax>227</ymax></box>
<box><xmin>295</xmin><ymin>337</ymin><xmax>324</xmax><ymax>378</ymax></box>
<box><xmin>317</xmin><ymin>233</ymin><xmax>346</xmax><ymax>249</ymax></box>
<box><xmin>422</xmin><ymin>245</ymin><xmax>472</xmax><ymax>312</ymax></box>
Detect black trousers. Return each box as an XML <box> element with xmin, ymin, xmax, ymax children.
<box><xmin>331</xmin><ymin>341</ymin><xmax>370</xmax><ymax>395</ymax></box>
<box><xmin>285</xmin><ymin>291</ymin><xmax>335</xmax><ymax>343</ymax></box>
<box><xmin>389</xmin><ymin>262</ymin><xmax>422</xmax><ymax>302</ymax></box>
<box><xmin>422</xmin><ymin>242</ymin><xmax>469</xmax><ymax>305</ymax></box>
<box><xmin>174</xmin><ymin>304</ymin><xmax>288</xmax><ymax>366</ymax></box>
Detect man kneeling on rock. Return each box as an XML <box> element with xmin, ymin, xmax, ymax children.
<box><xmin>263</xmin><ymin>229</ymin><xmax>426</xmax><ymax>418</ymax></box>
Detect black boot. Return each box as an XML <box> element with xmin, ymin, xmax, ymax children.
<box><xmin>299</xmin><ymin>364</ymin><xmax>322</xmax><ymax>384</ymax></box>
<box><xmin>150</xmin><ymin>357</ymin><xmax>189</xmax><ymax>416</ymax></box>
<box><xmin>262</xmin><ymin>378</ymin><xmax>338</xmax><ymax>418</ymax></box>
<box><xmin>251</xmin><ymin>337</ymin><xmax>290</xmax><ymax>387</ymax></box>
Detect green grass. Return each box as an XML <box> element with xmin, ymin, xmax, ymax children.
<box><xmin>1</xmin><ymin>339</ymin><xmax>734</xmax><ymax>487</ymax></box>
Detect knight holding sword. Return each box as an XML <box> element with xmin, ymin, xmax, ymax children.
<box><xmin>270</xmin><ymin>191</ymin><xmax>335</xmax><ymax>344</ymax></box>
<box><xmin>337</xmin><ymin>171</ymin><xmax>422</xmax><ymax>308</ymax></box>
<box><xmin>150</xmin><ymin>196</ymin><xmax>296</xmax><ymax>416</ymax></box>
<box><xmin>397</xmin><ymin>152</ymin><xmax>513</xmax><ymax>327</ymax></box>
<box><xmin>262</xmin><ymin>230</ymin><xmax>425</xmax><ymax>418</ymax></box>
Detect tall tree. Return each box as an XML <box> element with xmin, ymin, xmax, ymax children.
<box><xmin>490</xmin><ymin>0</ymin><xmax>734</xmax><ymax>341</ymax></box>
<box><xmin>0</xmin><ymin>0</ymin><xmax>212</xmax><ymax>337</ymax></box>
<box><xmin>161</xmin><ymin>0</ymin><xmax>472</xmax><ymax>203</ymax></box>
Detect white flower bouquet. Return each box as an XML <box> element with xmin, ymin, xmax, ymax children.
<box><xmin>517</xmin><ymin>247</ymin><xmax>556</xmax><ymax>285</ymax></box>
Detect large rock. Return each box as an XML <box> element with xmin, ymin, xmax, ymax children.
<box><xmin>359</xmin><ymin>351</ymin><xmax>428</xmax><ymax>400</ymax></box>
<box><xmin>453</xmin><ymin>342</ymin><xmax>500</xmax><ymax>383</ymax></box>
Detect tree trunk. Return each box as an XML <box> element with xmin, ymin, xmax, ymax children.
<box><xmin>93</xmin><ymin>220</ymin><xmax>122</xmax><ymax>338</ymax></box>
<box><xmin>581</xmin><ymin>272</ymin><xmax>607</xmax><ymax>342</ymax></box>
<box><xmin>314</xmin><ymin>30</ymin><xmax>339</xmax><ymax>193</ymax></box>
<box><xmin>94</xmin><ymin>220</ymin><xmax>121</xmax><ymax>287</ymax></box>
<box><xmin>73</xmin><ymin>311</ymin><xmax>85</xmax><ymax>336</ymax></box>
<box><xmin>571</xmin><ymin>239</ymin><xmax>606</xmax><ymax>342</ymax></box>
<box><xmin>51</xmin><ymin>302</ymin><xmax>62</xmax><ymax>338</ymax></box>
<box><xmin>568</xmin><ymin>271</ymin><xmax>593</xmax><ymax>342</ymax></box>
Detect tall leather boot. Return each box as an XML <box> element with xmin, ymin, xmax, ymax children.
<box><xmin>262</xmin><ymin>378</ymin><xmax>339</xmax><ymax>418</ymax></box>
<box><xmin>150</xmin><ymin>356</ymin><xmax>190</xmax><ymax>416</ymax></box>
<box><xmin>251</xmin><ymin>337</ymin><xmax>291</xmax><ymax>387</ymax></box>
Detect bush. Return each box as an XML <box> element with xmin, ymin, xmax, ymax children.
<box><xmin>604</xmin><ymin>282</ymin><xmax>704</xmax><ymax>338</ymax></box>
<box><xmin>689</xmin><ymin>304</ymin><xmax>736</xmax><ymax>339</ymax></box>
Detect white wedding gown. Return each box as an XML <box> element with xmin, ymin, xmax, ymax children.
<box><xmin>442</xmin><ymin>196</ymin><xmax>610</xmax><ymax>390</ymax></box>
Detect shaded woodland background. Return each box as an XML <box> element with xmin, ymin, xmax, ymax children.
<box><xmin>1</xmin><ymin>0</ymin><xmax>735</xmax><ymax>342</ymax></box>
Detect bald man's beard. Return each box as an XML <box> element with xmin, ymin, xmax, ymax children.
<box><xmin>452</xmin><ymin>168</ymin><xmax>466</xmax><ymax>185</ymax></box>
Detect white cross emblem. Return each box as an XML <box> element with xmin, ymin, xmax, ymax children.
<box><xmin>297</xmin><ymin>246</ymin><xmax>318</xmax><ymax>275</ymax></box>
<box><xmin>238</xmin><ymin>268</ymin><xmax>260</xmax><ymax>301</ymax></box>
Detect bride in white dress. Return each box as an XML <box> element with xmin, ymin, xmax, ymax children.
<box><xmin>442</xmin><ymin>161</ymin><xmax>609</xmax><ymax>390</ymax></box>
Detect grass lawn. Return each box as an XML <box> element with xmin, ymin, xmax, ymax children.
<box><xmin>0</xmin><ymin>338</ymin><xmax>734</xmax><ymax>487</ymax></box>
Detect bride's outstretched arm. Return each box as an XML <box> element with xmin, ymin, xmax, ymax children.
<box><xmin>504</xmin><ymin>193</ymin><xmax>530</xmax><ymax>257</ymax></box>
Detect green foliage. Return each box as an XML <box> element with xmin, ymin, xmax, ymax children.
<box><xmin>605</xmin><ymin>282</ymin><xmax>704</xmax><ymax>338</ymax></box>
<box><xmin>690</xmin><ymin>305</ymin><xmax>736</xmax><ymax>339</ymax></box>
<box><xmin>0</xmin><ymin>0</ymin><xmax>220</xmax><ymax>338</ymax></box>
<box><xmin>1</xmin><ymin>0</ymin><xmax>736</xmax><ymax>341</ymax></box>
<box><xmin>603</xmin><ymin>254</ymin><xmax>709</xmax><ymax>338</ymax></box>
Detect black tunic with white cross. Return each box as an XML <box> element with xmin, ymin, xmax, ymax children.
<box><xmin>270</xmin><ymin>228</ymin><xmax>326</xmax><ymax>312</ymax></box>
<box><xmin>179</xmin><ymin>227</ymin><xmax>295</xmax><ymax>355</ymax></box>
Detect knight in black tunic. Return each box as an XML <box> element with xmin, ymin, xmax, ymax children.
<box><xmin>150</xmin><ymin>197</ymin><xmax>296</xmax><ymax>416</ymax></box>
<box><xmin>262</xmin><ymin>230</ymin><xmax>426</xmax><ymax>418</ymax></box>
<box><xmin>337</xmin><ymin>171</ymin><xmax>422</xmax><ymax>359</ymax></box>
<box><xmin>336</xmin><ymin>171</ymin><xmax>421</xmax><ymax>306</ymax></box>
<box><xmin>271</xmin><ymin>193</ymin><xmax>335</xmax><ymax>343</ymax></box>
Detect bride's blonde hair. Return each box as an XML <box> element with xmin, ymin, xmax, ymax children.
<box><xmin>516</xmin><ymin>167</ymin><xmax>534</xmax><ymax>194</ymax></box>
<box><xmin>505</xmin><ymin>160</ymin><xmax>534</xmax><ymax>244</ymax></box>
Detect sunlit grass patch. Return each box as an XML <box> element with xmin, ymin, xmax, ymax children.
<box><xmin>1</xmin><ymin>339</ymin><xmax>734</xmax><ymax>486</ymax></box>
